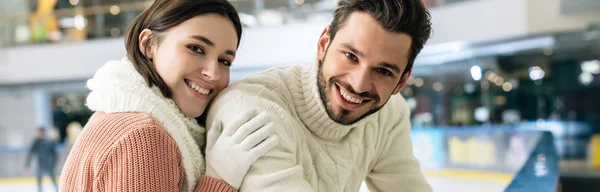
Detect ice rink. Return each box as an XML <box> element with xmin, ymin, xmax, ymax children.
<box><xmin>0</xmin><ymin>175</ymin><xmax>510</xmax><ymax>192</ymax></box>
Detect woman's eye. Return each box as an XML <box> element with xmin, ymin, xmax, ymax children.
<box><xmin>188</xmin><ymin>45</ymin><xmax>204</xmax><ymax>54</ymax></box>
<box><xmin>219</xmin><ymin>59</ymin><xmax>232</xmax><ymax>66</ymax></box>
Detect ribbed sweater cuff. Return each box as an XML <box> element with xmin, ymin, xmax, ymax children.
<box><xmin>196</xmin><ymin>176</ymin><xmax>237</xmax><ymax>192</ymax></box>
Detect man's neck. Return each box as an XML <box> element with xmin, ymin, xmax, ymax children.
<box><xmin>290</xmin><ymin>66</ymin><xmax>373</xmax><ymax>141</ymax></box>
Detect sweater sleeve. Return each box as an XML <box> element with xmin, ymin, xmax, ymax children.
<box><xmin>365</xmin><ymin>104</ymin><xmax>433</xmax><ymax>192</ymax></box>
<box><xmin>206</xmin><ymin>89</ymin><xmax>314</xmax><ymax>192</ymax></box>
<box><xmin>195</xmin><ymin>176</ymin><xmax>236</xmax><ymax>192</ymax></box>
<box><xmin>94</xmin><ymin>125</ymin><xmax>184</xmax><ymax>192</ymax></box>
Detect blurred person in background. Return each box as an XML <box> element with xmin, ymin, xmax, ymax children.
<box><xmin>59</xmin><ymin>0</ymin><xmax>278</xmax><ymax>191</ymax></box>
<box><xmin>205</xmin><ymin>0</ymin><xmax>433</xmax><ymax>191</ymax></box>
<box><xmin>25</xmin><ymin>127</ymin><xmax>59</xmax><ymax>192</ymax></box>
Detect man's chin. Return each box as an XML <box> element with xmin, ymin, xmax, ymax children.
<box><xmin>329</xmin><ymin>109</ymin><xmax>362</xmax><ymax>125</ymax></box>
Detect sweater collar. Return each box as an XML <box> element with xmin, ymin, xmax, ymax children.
<box><xmin>292</xmin><ymin>66</ymin><xmax>371</xmax><ymax>141</ymax></box>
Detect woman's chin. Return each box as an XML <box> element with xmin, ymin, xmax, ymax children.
<box><xmin>183</xmin><ymin>108</ymin><xmax>205</xmax><ymax>119</ymax></box>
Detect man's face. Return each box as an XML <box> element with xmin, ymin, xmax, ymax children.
<box><xmin>316</xmin><ymin>12</ymin><xmax>413</xmax><ymax>125</ymax></box>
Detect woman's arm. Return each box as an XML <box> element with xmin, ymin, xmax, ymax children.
<box><xmin>94</xmin><ymin>125</ymin><xmax>185</xmax><ymax>191</ymax></box>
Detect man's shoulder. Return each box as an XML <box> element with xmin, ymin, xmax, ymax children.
<box><xmin>231</xmin><ymin>65</ymin><xmax>305</xmax><ymax>90</ymax></box>
<box><xmin>206</xmin><ymin>66</ymin><xmax>308</xmax><ymax>143</ymax></box>
<box><xmin>381</xmin><ymin>94</ymin><xmax>410</xmax><ymax>115</ymax></box>
<box><xmin>372</xmin><ymin>94</ymin><xmax>411</xmax><ymax>130</ymax></box>
<box><xmin>211</xmin><ymin>65</ymin><xmax>306</xmax><ymax>107</ymax></box>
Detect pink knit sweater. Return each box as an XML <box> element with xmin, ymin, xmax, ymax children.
<box><xmin>60</xmin><ymin>112</ymin><xmax>235</xmax><ymax>192</ymax></box>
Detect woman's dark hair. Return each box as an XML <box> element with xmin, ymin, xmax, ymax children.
<box><xmin>124</xmin><ymin>0</ymin><xmax>242</xmax><ymax>98</ymax></box>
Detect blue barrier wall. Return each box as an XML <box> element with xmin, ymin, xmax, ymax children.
<box><xmin>505</xmin><ymin>132</ymin><xmax>559</xmax><ymax>192</ymax></box>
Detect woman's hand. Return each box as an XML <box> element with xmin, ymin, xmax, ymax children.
<box><xmin>204</xmin><ymin>111</ymin><xmax>279</xmax><ymax>189</ymax></box>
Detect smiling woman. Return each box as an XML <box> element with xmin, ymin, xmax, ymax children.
<box><xmin>58</xmin><ymin>0</ymin><xmax>280</xmax><ymax>192</ymax></box>
<box><xmin>124</xmin><ymin>0</ymin><xmax>242</xmax><ymax>118</ymax></box>
<box><xmin>133</xmin><ymin>13</ymin><xmax>239</xmax><ymax>117</ymax></box>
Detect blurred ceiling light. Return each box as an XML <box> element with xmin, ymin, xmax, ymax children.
<box><xmin>433</xmin><ymin>82</ymin><xmax>443</xmax><ymax>92</ymax></box>
<box><xmin>470</xmin><ymin>65</ymin><xmax>482</xmax><ymax>81</ymax></box>
<box><xmin>414</xmin><ymin>78</ymin><xmax>424</xmax><ymax>87</ymax></box>
<box><xmin>502</xmin><ymin>82</ymin><xmax>513</xmax><ymax>92</ymax></box>
<box><xmin>494</xmin><ymin>77</ymin><xmax>504</xmax><ymax>86</ymax></box>
<box><xmin>486</xmin><ymin>72</ymin><xmax>497</xmax><ymax>81</ymax></box>
<box><xmin>407</xmin><ymin>76</ymin><xmax>415</xmax><ymax>85</ymax></box>
<box><xmin>110</xmin><ymin>28</ymin><xmax>120</xmax><ymax>37</ymax></box>
<box><xmin>110</xmin><ymin>5</ymin><xmax>120</xmax><ymax>15</ymax></box>
<box><xmin>69</xmin><ymin>0</ymin><xmax>79</xmax><ymax>6</ymax></box>
<box><xmin>74</xmin><ymin>15</ymin><xmax>86</xmax><ymax>30</ymax></box>
<box><xmin>581</xmin><ymin>60</ymin><xmax>600</xmax><ymax>74</ymax></box>
<box><xmin>543</xmin><ymin>48</ymin><xmax>553</xmax><ymax>56</ymax></box>
<box><xmin>475</xmin><ymin>107</ymin><xmax>489</xmax><ymax>122</ymax></box>
<box><xmin>56</xmin><ymin>97</ymin><xmax>67</xmax><ymax>107</ymax></box>
<box><xmin>529</xmin><ymin>66</ymin><xmax>545</xmax><ymax>81</ymax></box>
<box><xmin>464</xmin><ymin>83</ymin><xmax>476</xmax><ymax>94</ymax></box>
<box><xmin>295</xmin><ymin>0</ymin><xmax>305</xmax><ymax>5</ymax></box>
<box><xmin>485</xmin><ymin>71</ymin><xmax>492</xmax><ymax>79</ymax></box>
<box><xmin>579</xmin><ymin>72</ymin><xmax>593</xmax><ymax>85</ymax></box>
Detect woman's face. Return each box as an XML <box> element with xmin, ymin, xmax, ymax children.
<box><xmin>140</xmin><ymin>13</ymin><xmax>238</xmax><ymax>118</ymax></box>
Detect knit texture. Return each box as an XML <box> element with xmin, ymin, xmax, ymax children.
<box><xmin>59</xmin><ymin>112</ymin><xmax>235</xmax><ymax>192</ymax></box>
<box><xmin>85</xmin><ymin>58</ymin><xmax>205</xmax><ymax>191</ymax></box>
<box><xmin>198</xmin><ymin>175</ymin><xmax>237</xmax><ymax>192</ymax></box>
<box><xmin>206</xmin><ymin>65</ymin><xmax>433</xmax><ymax>192</ymax></box>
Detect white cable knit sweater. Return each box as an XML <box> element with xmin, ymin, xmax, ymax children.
<box><xmin>206</xmin><ymin>65</ymin><xmax>432</xmax><ymax>192</ymax></box>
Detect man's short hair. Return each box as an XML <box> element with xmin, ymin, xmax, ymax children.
<box><xmin>329</xmin><ymin>0</ymin><xmax>433</xmax><ymax>78</ymax></box>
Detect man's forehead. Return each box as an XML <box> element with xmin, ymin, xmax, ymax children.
<box><xmin>335</xmin><ymin>12</ymin><xmax>413</xmax><ymax>59</ymax></box>
<box><xmin>334</xmin><ymin>34</ymin><xmax>412</xmax><ymax>72</ymax></box>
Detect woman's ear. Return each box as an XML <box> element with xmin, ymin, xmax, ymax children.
<box><xmin>138</xmin><ymin>29</ymin><xmax>155</xmax><ymax>59</ymax></box>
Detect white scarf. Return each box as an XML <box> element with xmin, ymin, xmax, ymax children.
<box><xmin>86</xmin><ymin>57</ymin><xmax>205</xmax><ymax>192</ymax></box>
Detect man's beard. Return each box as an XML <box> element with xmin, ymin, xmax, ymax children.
<box><xmin>317</xmin><ymin>58</ymin><xmax>385</xmax><ymax>125</ymax></box>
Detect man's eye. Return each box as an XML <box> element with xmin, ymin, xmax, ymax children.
<box><xmin>345</xmin><ymin>52</ymin><xmax>358</xmax><ymax>62</ymax></box>
<box><xmin>376</xmin><ymin>68</ymin><xmax>393</xmax><ymax>76</ymax></box>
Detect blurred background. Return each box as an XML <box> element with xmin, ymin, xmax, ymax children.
<box><xmin>1</xmin><ymin>0</ymin><xmax>599</xmax><ymax>191</ymax></box>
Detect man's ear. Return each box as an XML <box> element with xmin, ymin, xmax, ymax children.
<box><xmin>317</xmin><ymin>25</ymin><xmax>332</xmax><ymax>64</ymax></box>
<box><xmin>393</xmin><ymin>68</ymin><xmax>413</xmax><ymax>95</ymax></box>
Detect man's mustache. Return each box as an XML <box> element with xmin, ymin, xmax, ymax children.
<box><xmin>330</xmin><ymin>78</ymin><xmax>379</xmax><ymax>101</ymax></box>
